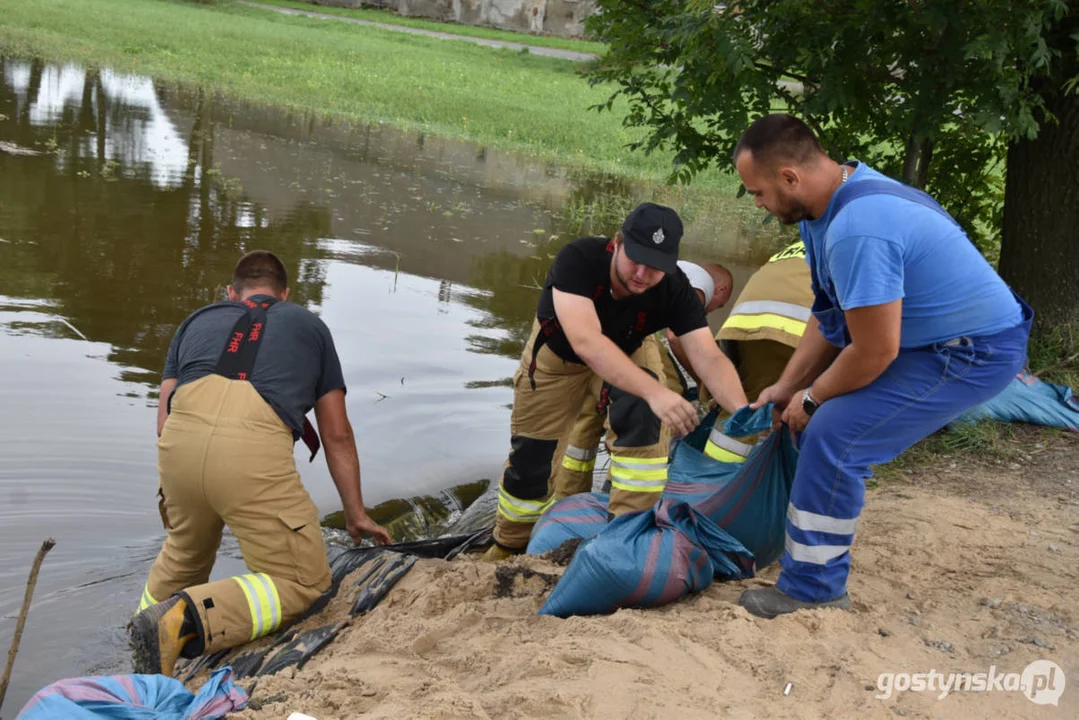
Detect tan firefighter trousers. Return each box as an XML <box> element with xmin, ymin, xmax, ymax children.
<box><xmin>551</xmin><ymin>334</ymin><xmax>682</xmax><ymax>501</ymax></box>
<box><xmin>140</xmin><ymin>374</ymin><xmax>331</xmax><ymax>655</ymax></box>
<box><xmin>494</xmin><ymin>323</ymin><xmax>671</xmax><ymax>550</ymax></box>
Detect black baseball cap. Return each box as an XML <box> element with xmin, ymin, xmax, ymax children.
<box><xmin>620</xmin><ymin>202</ymin><xmax>683</xmax><ymax>274</ymax></box>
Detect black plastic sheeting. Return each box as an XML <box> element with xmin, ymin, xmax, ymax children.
<box><xmin>178</xmin><ymin>528</ymin><xmax>492</xmax><ymax>684</ymax></box>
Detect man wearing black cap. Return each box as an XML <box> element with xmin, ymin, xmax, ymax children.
<box><xmin>484</xmin><ymin>202</ymin><xmax>749</xmax><ymax>559</ymax></box>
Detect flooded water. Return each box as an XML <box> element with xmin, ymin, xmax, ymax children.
<box><xmin>0</xmin><ymin>56</ymin><xmax>779</xmax><ymax>712</ymax></box>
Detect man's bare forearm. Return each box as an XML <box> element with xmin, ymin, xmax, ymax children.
<box><xmin>323</xmin><ymin>436</ymin><xmax>368</xmax><ymax>516</ymax></box>
<box><xmin>809</xmin><ymin>299</ymin><xmax>902</xmax><ymax>402</ymax></box>
<box><xmin>574</xmin><ymin>335</ymin><xmax>666</xmax><ymax>402</ymax></box>
<box><xmin>694</xmin><ymin>351</ymin><xmax>747</xmax><ymax>414</ymax></box>
<box><xmin>809</xmin><ymin>343</ymin><xmax>895</xmax><ymax>403</ymax></box>
<box><xmin>681</xmin><ymin>329</ymin><xmax>748</xmax><ymax>414</ymax></box>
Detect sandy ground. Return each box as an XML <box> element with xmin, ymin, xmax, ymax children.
<box><xmin>218</xmin><ymin>433</ymin><xmax>1077</xmax><ymax>719</ymax></box>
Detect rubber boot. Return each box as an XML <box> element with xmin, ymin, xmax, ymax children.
<box><xmin>739</xmin><ymin>586</ymin><xmax>851</xmax><ymax>619</ymax></box>
<box><xmin>481</xmin><ymin>544</ymin><xmax>523</xmax><ymax>562</ymax></box>
<box><xmin>128</xmin><ymin>595</ymin><xmax>197</xmax><ymax>676</ymax></box>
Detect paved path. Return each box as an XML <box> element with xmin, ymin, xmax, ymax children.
<box><xmin>240</xmin><ymin>1</ymin><xmax>598</xmax><ymax>62</ymax></box>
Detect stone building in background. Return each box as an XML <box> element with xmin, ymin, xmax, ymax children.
<box><xmin>309</xmin><ymin>0</ymin><xmax>598</xmax><ymax>39</ymax></box>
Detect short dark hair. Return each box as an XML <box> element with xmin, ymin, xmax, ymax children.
<box><xmin>232</xmin><ymin>250</ymin><xmax>288</xmax><ymax>294</ymax></box>
<box><xmin>733</xmin><ymin>114</ymin><xmax>825</xmax><ymax>168</ymax></box>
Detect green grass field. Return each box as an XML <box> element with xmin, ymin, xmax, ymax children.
<box><xmin>0</xmin><ymin>0</ymin><xmax>735</xmax><ymax>190</ymax></box>
<box><xmin>249</xmin><ymin>0</ymin><xmax>608</xmax><ymax>55</ymax></box>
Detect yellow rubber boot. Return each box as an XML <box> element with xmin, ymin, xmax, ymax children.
<box><xmin>481</xmin><ymin>544</ymin><xmax>523</xmax><ymax>562</ymax></box>
<box><xmin>128</xmin><ymin>596</ymin><xmax>197</xmax><ymax>676</ymax></box>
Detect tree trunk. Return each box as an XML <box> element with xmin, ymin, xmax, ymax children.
<box><xmin>915</xmin><ymin>140</ymin><xmax>933</xmax><ymax>189</ymax></box>
<box><xmin>998</xmin><ymin>22</ymin><xmax>1079</xmax><ymax>334</ymax></box>
<box><xmin>901</xmin><ymin>135</ymin><xmax>919</xmax><ymax>185</ymax></box>
<box><xmin>901</xmin><ymin>136</ymin><xmax>932</xmax><ymax>189</ymax></box>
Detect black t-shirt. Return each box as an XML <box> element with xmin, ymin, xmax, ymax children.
<box><xmin>535</xmin><ymin>237</ymin><xmax>708</xmax><ymax>363</ymax></box>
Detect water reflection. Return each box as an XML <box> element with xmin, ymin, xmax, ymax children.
<box><xmin>1</xmin><ymin>55</ymin><xmax>779</xmax><ymax>378</ymax></box>
<box><xmin>5</xmin><ymin>61</ymin><xmax>189</xmax><ymax>188</ymax></box>
<box><xmin>460</xmin><ymin>234</ymin><xmax>565</xmax><ymax>360</ymax></box>
<box><xmin>0</xmin><ymin>59</ymin><xmax>331</xmax><ymax>389</ymax></box>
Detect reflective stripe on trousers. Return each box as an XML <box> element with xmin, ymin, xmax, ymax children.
<box><xmin>703</xmin><ymin>427</ymin><xmax>754</xmax><ymax>464</ymax></box>
<box><xmin>609</xmin><ymin>454</ymin><xmax>668</xmax><ymax>493</ymax></box>
<box><xmin>232</xmin><ymin>572</ymin><xmax>283</xmax><ymax>641</ymax></box>
<box><xmin>783</xmin><ymin>505</ymin><xmax>860</xmax><ymax>565</ymax></box>
<box><xmin>139</xmin><ymin>584</ymin><xmax>158</xmax><ymax>612</ymax></box>
<box><xmin>561</xmin><ymin>444</ymin><xmax>597</xmax><ymax>473</ymax></box>
<box><xmin>497</xmin><ymin>486</ymin><xmax>556</xmax><ymax>523</ymax></box>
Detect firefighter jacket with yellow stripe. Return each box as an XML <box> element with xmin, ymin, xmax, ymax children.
<box><xmin>718</xmin><ymin>241</ymin><xmax>814</xmax><ymax>349</ymax></box>
<box><xmin>704</xmin><ymin>241</ymin><xmax>814</xmax><ymax>464</ymax></box>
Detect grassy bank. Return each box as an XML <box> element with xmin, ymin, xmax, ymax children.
<box><xmin>1028</xmin><ymin>323</ymin><xmax>1079</xmax><ymax>390</ymax></box>
<box><xmin>250</xmin><ymin>0</ymin><xmax>608</xmax><ymax>55</ymax></box>
<box><xmin>0</xmin><ymin>0</ymin><xmax>735</xmax><ymax>191</ymax></box>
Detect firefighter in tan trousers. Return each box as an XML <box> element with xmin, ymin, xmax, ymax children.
<box><xmin>128</xmin><ymin>250</ymin><xmax>391</xmax><ymax>677</ymax></box>
<box><xmin>551</xmin><ymin>260</ymin><xmax>735</xmax><ymax>500</ymax></box>
<box><xmin>483</xmin><ymin>203</ymin><xmax>749</xmax><ymax>560</ymax></box>
<box><xmin>695</xmin><ymin>240</ymin><xmax>815</xmax><ymax>463</ymax></box>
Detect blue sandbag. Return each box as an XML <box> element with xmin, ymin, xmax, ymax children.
<box><xmin>17</xmin><ymin>666</ymin><xmax>247</xmax><ymax>720</ymax></box>
<box><xmin>668</xmin><ymin>404</ymin><xmax>797</xmax><ymax>569</ymax></box>
<box><xmin>527</xmin><ymin>492</ymin><xmax>609</xmax><ymax>554</ymax></box>
<box><xmin>538</xmin><ymin>498</ymin><xmax>755</xmax><ymax>618</ymax></box>
<box><xmin>954</xmin><ymin>369</ymin><xmax>1079</xmax><ymax>431</ymax></box>
<box><xmin>528</xmin><ymin>405</ymin><xmax>796</xmax><ymax>568</ymax></box>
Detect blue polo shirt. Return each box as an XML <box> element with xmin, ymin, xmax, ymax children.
<box><xmin>800</xmin><ymin>163</ymin><xmax>1022</xmax><ymax>348</ymax></box>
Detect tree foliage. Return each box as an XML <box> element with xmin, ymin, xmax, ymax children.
<box><xmin>585</xmin><ymin>0</ymin><xmax>1077</xmax><ymax>252</ymax></box>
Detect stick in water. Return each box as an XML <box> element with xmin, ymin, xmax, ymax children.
<box><xmin>0</xmin><ymin>539</ymin><xmax>56</xmax><ymax>715</ymax></box>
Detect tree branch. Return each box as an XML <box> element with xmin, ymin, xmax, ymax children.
<box><xmin>1</xmin><ymin>539</ymin><xmax>56</xmax><ymax>714</ymax></box>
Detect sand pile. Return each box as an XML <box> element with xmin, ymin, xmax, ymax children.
<box><xmin>220</xmin><ymin>459</ymin><xmax>1077</xmax><ymax>719</ymax></box>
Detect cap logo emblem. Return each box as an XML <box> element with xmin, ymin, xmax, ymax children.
<box><xmin>652</xmin><ymin>228</ymin><xmax>665</xmax><ymax>244</ymax></box>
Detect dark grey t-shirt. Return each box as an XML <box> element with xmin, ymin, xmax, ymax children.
<box><xmin>163</xmin><ymin>294</ymin><xmax>346</xmax><ymax>437</ymax></box>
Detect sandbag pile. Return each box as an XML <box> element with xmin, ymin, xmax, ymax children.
<box><xmin>534</xmin><ymin>406</ymin><xmax>796</xmax><ymax>617</ymax></box>
<box><xmin>529</xmin><ymin>405</ymin><xmax>797</xmax><ymax>569</ymax></box>
<box><xmin>538</xmin><ymin>497</ymin><xmax>754</xmax><ymax>617</ymax></box>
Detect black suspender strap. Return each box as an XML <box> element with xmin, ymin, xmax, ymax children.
<box><xmin>211</xmin><ymin>297</ymin><xmax>322</xmax><ymax>463</ymax></box>
<box><xmin>528</xmin><ymin>317</ymin><xmax>562</xmax><ymax>391</ymax></box>
<box><xmin>214</xmin><ymin>298</ymin><xmax>273</xmax><ymax>381</ymax></box>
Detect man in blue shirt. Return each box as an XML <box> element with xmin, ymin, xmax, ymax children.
<box><xmin>733</xmin><ymin>114</ymin><xmax>1031</xmax><ymax>618</ymax></box>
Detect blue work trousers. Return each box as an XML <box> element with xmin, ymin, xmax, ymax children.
<box><xmin>777</xmin><ymin>318</ymin><xmax>1030</xmax><ymax>603</ymax></box>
